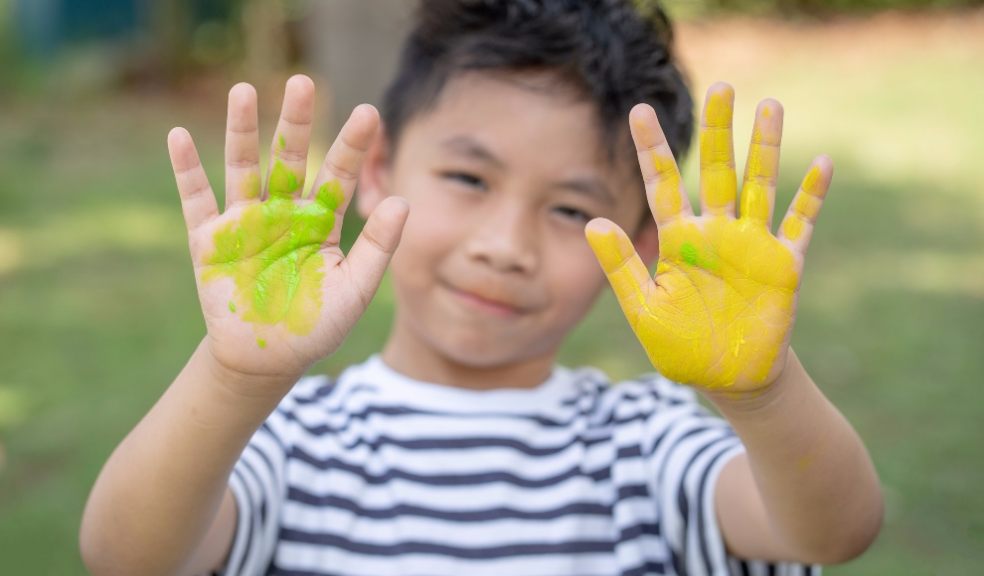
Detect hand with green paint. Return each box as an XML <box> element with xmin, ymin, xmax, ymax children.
<box><xmin>585</xmin><ymin>83</ymin><xmax>833</xmax><ymax>393</ymax></box>
<box><xmin>167</xmin><ymin>75</ymin><xmax>409</xmax><ymax>384</ymax></box>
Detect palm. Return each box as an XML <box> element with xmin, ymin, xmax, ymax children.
<box><xmin>192</xmin><ymin>185</ymin><xmax>351</xmax><ymax>373</ymax></box>
<box><xmin>587</xmin><ymin>83</ymin><xmax>831</xmax><ymax>392</ymax></box>
<box><xmin>169</xmin><ymin>76</ymin><xmax>406</xmax><ymax>379</ymax></box>
<box><xmin>642</xmin><ymin>216</ymin><xmax>799</xmax><ymax>388</ymax></box>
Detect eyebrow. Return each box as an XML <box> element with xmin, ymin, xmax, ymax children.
<box><xmin>440</xmin><ymin>134</ymin><xmax>616</xmax><ymax>206</ymax></box>
<box><xmin>555</xmin><ymin>177</ymin><xmax>616</xmax><ymax>206</ymax></box>
<box><xmin>441</xmin><ymin>135</ymin><xmax>505</xmax><ymax>169</ymax></box>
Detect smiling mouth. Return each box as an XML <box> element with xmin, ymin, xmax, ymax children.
<box><xmin>446</xmin><ymin>284</ymin><xmax>525</xmax><ymax>317</ymax></box>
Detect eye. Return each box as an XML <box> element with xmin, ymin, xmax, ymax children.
<box><xmin>552</xmin><ymin>205</ymin><xmax>593</xmax><ymax>224</ymax></box>
<box><xmin>442</xmin><ymin>171</ymin><xmax>487</xmax><ymax>191</ymax></box>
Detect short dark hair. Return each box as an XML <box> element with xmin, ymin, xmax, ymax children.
<box><xmin>380</xmin><ymin>0</ymin><xmax>693</xmax><ymax>166</ymax></box>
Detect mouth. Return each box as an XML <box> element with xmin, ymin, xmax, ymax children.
<box><xmin>444</xmin><ymin>283</ymin><xmax>526</xmax><ymax>318</ymax></box>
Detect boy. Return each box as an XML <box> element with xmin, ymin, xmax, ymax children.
<box><xmin>80</xmin><ymin>1</ymin><xmax>883</xmax><ymax>574</ymax></box>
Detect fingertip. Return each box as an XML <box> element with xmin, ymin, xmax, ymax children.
<box><xmin>702</xmin><ymin>83</ymin><xmax>735</xmax><ymax>127</ymax></box>
<box><xmin>757</xmin><ymin>98</ymin><xmax>784</xmax><ymax>121</ymax></box>
<box><xmin>167</xmin><ymin>127</ymin><xmax>193</xmax><ymax>155</ymax></box>
<box><xmin>337</xmin><ymin>107</ymin><xmax>380</xmax><ymax>153</ymax></box>
<box><xmin>283</xmin><ymin>74</ymin><xmax>316</xmax><ymax>117</ymax></box>
<box><xmin>349</xmin><ymin>103</ymin><xmax>380</xmax><ymax>132</ymax></box>
<box><xmin>362</xmin><ymin>196</ymin><xmax>411</xmax><ymax>255</ymax></box>
<box><xmin>353</xmin><ymin>103</ymin><xmax>379</xmax><ymax>120</ymax></box>
<box><xmin>168</xmin><ymin>126</ymin><xmax>188</xmax><ymax>143</ymax></box>
<box><xmin>814</xmin><ymin>154</ymin><xmax>834</xmax><ymax>174</ymax></box>
<box><xmin>229</xmin><ymin>82</ymin><xmax>256</xmax><ymax>101</ymax></box>
<box><xmin>629</xmin><ymin>103</ymin><xmax>655</xmax><ymax>123</ymax></box>
<box><xmin>584</xmin><ymin>219</ymin><xmax>633</xmax><ymax>270</ymax></box>
<box><xmin>584</xmin><ymin>217</ymin><xmax>617</xmax><ymax>237</ymax></box>
<box><xmin>629</xmin><ymin>104</ymin><xmax>664</xmax><ymax>148</ymax></box>
<box><xmin>287</xmin><ymin>73</ymin><xmax>315</xmax><ymax>93</ymax></box>
<box><xmin>706</xmin><ymin>81</ymin><xmax>735</xmax><ymax>100</ymax></box>
<box><xmin>812</xmin><ymin>154</ymin><xmax>834</xmax><ymax>192</ymax></box>
<box><xmin>378</xmin><ymin>195</ymin><xmax>410</xmax><ymax>220</ymax></box>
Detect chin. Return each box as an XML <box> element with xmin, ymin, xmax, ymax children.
<box><xmin>428</xmin><ymin>328</ymin><xmax>551</xmax><ymax>370</ymax></box>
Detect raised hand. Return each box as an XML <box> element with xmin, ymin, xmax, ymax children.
<box><xmin>586</xmin><ymin>83</ymin><xmax>832</xmax><ymax>392</ymax></box>
<box><xmin>168</xmin><ymin>75</ymin><xmax>408</xmax><ymax>383</ymax></box>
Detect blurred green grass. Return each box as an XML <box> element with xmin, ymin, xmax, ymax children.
<box><xmin>2</xmin><ymin>16</ymin><xmax>983</xmax><ymax>576</ymax></box>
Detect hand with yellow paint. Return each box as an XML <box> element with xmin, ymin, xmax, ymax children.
<box><xmin>167</xmin><ymin>76</ymin><xmax>409</xmax><ymax>383</ymax></box>
<box><xmin>586</xmin><ymin>83</ymin><xmax>832</xmax><ymax>392</ymax></box>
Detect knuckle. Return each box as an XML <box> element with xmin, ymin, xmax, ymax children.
<box><xmin>324</xmin><ymin>156</ymin><xmax>359</xmax><ymax>183</ymax></box>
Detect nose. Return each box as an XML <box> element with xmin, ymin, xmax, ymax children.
<box><xmin>464</xmin><ymin>201</ymin><xmax>538</xmax><ymax>274</ymax></box>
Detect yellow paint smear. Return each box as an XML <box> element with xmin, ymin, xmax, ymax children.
<box><xmin>782</xmin><ymin>215</ymin><xmax>805</xmax><ymax>241</ymax></box>
<box><xmin>585</xmin><ymin>226</ymin><xmax>650</xmax><ymax>319</ymax></box>
<box><xmin>700</xmin><ymin>89</ymin><xmax>737</xmax><ymax>213</ymax></box>
<box><xmin>782</xmin><ymin>165</ymin><xmax>827</xmax><ymax>240</ymax></box>
<box><xmin>650</xmin><ymin>153</ymin><xmax>683</xmax><ymax>220</ymax></box>
<box><xmin>588</xmin><ymin>217</ymin><xmax>799</xmax><ymax>390</ymax></box>
<box><xmin>741</xmin><ymin>135</ymin><xmax>779</xmax><ymax>224</ymax></box>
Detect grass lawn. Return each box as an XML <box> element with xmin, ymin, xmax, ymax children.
<box><xmin>1</xmin><ymin>12</ymin><xmax>982</xmax><ymax>575</ymax></box>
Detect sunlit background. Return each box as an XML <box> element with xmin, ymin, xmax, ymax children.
<box><xmin>1</xmin><ymin>0</ymin><xmax>982</xmax><ymax>573</ymax></box>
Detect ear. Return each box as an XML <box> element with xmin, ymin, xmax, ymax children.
<box><xmin>632</xmin><ymin>220</ymin><xmax>660</xmax><ymax>266</ymax></box>
<box><xmin>356</xmin><ymin>122</ymin><xmax>393</xmax><ymax>220</ymax></box>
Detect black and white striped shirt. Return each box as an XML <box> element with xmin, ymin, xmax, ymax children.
<box><xmin>221</xmin><ymin>356</ymin><xmax>818</xmax><ymax>576</ymax></box>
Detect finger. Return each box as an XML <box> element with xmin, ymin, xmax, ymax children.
<box><xmin>740</xmin><ymin>99</ymin><xmax>783</xmax><ymax>228</ymax></box>
<box><xmin>778</xmin><ymin>156</ymin><xmax>833</xmax><ymax>254</ymax></box>
<box><xmin>224</xmin><ymin>82</ymin><xmax>261</xmax><ymax>206</ymax></box>
<box><xmin>168</xmin><ymin>127</ymin><xmax>218</xmax><ymax>232</ymax></box>
<box><xmin>307</xmin><ymin>104</ymin><xmax>380</xmax><ymax>246</ymax></box>
<box><xmin>266</xmin><ymin>74</ymin><xmax>315</xmax><ymax>200</ymax></box>
<box><xmin>585</xmin><ymin>218</ymin><xmax>656</xmax><ymax>330</ymax></box>
<box><xmin>699</xmin><ymin>83</ymin><xmax>737</xmax><ymax>217</ymax></box>
<box><xmin>630</xmin><ymin>103</ymin><xmax>693</xmax><ymax>226</ymax></box>
<box><xmin>343</xmin><ymin>196</ymin><xmax>410</xmax><ymax>309</ymax></box>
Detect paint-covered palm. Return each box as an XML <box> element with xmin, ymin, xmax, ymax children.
<box><xmin>168</xmin><ymin>76</ymin><xmax>407</xmax><ymax>383</ymax></box>
<box><xmin>586</xmin><ymin>83</ymin><xmax>832</xmax><ymax>392</ymax></box>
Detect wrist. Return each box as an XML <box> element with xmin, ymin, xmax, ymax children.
<box><xmin>703</xmin><ymin>347</ymin><xmax>801</xmax><ymax>417</ymax></box>
<box><xmin>195</xmin><ymin>338</ymin><xmax>303</xmax><ymax>408</ymax></box>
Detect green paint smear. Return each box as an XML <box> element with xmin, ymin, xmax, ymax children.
<box><xmin>680</xmin><ymin>241</ymin><xmax>719</xmax><ymax>271</ymax></box>
<box><xmin>203</xmin><ymin>180</ymin><xmax>345</xmax><ymax>336</ymax></box>
<box><xmin>269</xmin><ymin>160</ymin><xmax>301</xmax><ymax>199</ymax></box>
<box><xmin>257</xmin><ymin>338</ymin><xmax>267</xmax><ymax>349</ymax></box>
<box><xmin>278</xmin><ymin>134</ymin><xmax>286</xmax><ymax>150</ymax></box>
<box><xmin>228</xmin><ymin>301</ymin><xmax>237</xmax><ymax>313</ymax></box>
<box><xmin>680</xmin><ymin>242</ymin><xmax>700</xmax><ymax>266</ymax></box>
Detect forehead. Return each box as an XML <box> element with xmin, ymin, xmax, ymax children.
<box><xmin>398</xmin><ymin>71</ymin><xmax>640</xmax><ymax>190</ymax></box>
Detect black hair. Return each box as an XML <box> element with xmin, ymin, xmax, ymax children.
<box><xmin>380</xmin><ymin>0</ymin><xmax>693</xmax><ymax>167</ymax></box>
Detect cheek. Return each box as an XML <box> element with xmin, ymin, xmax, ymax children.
<box><xmin>546</xmin><ymin>241</ymin><xmax>609</xmax><ymax>313</ymax></box>
<box><xmin>390</xmin><ymin>196</ymin><xmax>463</xmax><ymax>276</ymax></box>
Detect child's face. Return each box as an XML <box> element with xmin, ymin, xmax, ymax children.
<box><xmin>361</xmin><ymin>72</ymin><xmax>656</xmax><ymax>374</ymax></box>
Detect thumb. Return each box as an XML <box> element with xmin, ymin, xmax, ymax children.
<box><xmin>343</xmin><ymin>196</ymin><xmax>410</xmax><ymax>305</ymax></box>
<box><xmin>585</xmin><ymin>218</ymin><xmax>655</xmax><ymax>330</ymax></box>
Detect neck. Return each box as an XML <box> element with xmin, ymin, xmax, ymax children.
<box><xmin>380</xmin><ymin>312</ymin><xmax>556</xmax><ymax>391</ymax></box>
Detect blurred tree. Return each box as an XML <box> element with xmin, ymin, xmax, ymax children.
<box><xmin>9</xmin><ymin>0</ymin><xmax>252</xmax><ymax>86</ymax></box>
<box><xmin>241</xmin><ymin>0</ymin><xmax>289</xmax><ymax>81</ymax></box>
<box><xmin>302</xmin><ymin>0</ymin><xmax>413</xmax><ymax>134</ymax></box>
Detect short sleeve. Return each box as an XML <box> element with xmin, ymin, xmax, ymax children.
<box><xmin>218</xmin><ymin>411</ymin><xmax>291</xmax><ymax>575</ymax></box>
<box><xmin>644</xmin><ymin>377</ymin><xmax>821</xmax><ymax>576</ymax></box>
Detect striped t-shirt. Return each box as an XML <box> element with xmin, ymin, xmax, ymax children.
<box><xmin>220</xmin><ymin>356</ymin><xmax>818</xmax><ymax>576</ymax></box>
